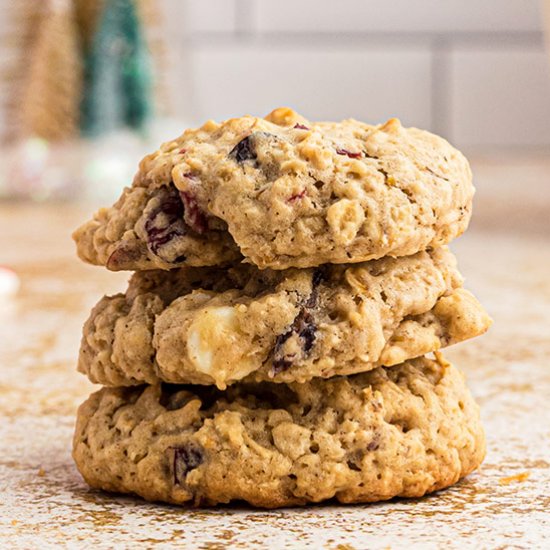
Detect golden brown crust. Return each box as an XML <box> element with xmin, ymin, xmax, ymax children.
<box><xmin>73</xmin><ymin>355</ymin><xmax>486</xmax><ymax>508</ymax></box>
<box><xmin>73</xmin><ymin>108</ymin><xmax>473</xmax><ymax>271</ymax></box>
<box><xmin>77</xmin><ymin>248</ymin><xmax>491</xmax><ymax>388</ymax></box>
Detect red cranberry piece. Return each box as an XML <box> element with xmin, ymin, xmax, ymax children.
<box><xmin>288</xmin><ymin>189</ymin><xmax>306</xmax><ymax>202</ymax></box>
<box><xmin>144</xmin><ymin>185</ymin><xmax>186</xmax><ymax>256</ymax></box>
<box><xmin>106</xmin><ymin>243</ymin><xmax>142</xmax><ymax>270</ymax></box>
<box><xmin>271</xmin><ymin>270</ymin><xmax>324</xmax><ymax>373</ymax></box>
<box><xmin>272</xmin><ymin>308</ymin><xmax>317</xmax><ymax>374</ymax></box>
<box><xmin>336</xmin><ymin>148</ymin><xmax>362</xmax><ymax>159</ymax></box>
<box><xmin>293</xmin><ymin>123</ymin><xmax>309</xmax><ymax>130</ymax></box>
<box><xmin>180</xmin><ymin>191</ymin><xmax>208</xmax><ymax>235</ymax></box>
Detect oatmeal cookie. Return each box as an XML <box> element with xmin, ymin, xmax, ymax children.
<box><xmin>78</xmin><ymin>247</ymin><xmax>491</xmax><ymax>388</ymax></box>
<box><xmin>74</xmin><ymin>108</ymin><xmax>473</xmax><ymax>270</ymax></box>
<box><xmin>73</xmin><ymin>355</ymin><xmax>485</xmax><ymax>508</ymax></box>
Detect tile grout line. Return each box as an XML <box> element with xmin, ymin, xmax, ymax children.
<box><xmin>234</xmin><ymin>0</ymin><xmax>257</xmax><ymax>36</ymax></box>
<box><xmin>177</xmin><ymin>30</ymin><xmax>544</xmax><ymax>48</ymax></box>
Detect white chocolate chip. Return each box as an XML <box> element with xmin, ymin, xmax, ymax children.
<box><xmin>187</xmin><ymin>306</ymin><xmax>235</xmax><ymax>375</ymax></box>
<box><xmin>186</xmin><ymin>306</ymin><xmax>256</xmax><ymax>385</ymax></box>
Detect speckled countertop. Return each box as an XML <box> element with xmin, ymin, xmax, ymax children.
<box><xmin>1</xmin><ymin>179</ymin><xmax>549</xmax><ymax>548</ymax></box>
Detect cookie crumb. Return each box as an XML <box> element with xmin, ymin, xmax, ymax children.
<box><xmin>499</xmin><ymin>472</ymin><xmax>530</xmax><ymax>485</ymax></box>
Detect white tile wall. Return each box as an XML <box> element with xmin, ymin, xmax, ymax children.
<box><xmin>155</xmin><ymin>0</ymin><xmax>550</xmax><ymax>149</ymax></box>
<box><xmin>450</xmin><ymin>46</ymin><xmax>550</xmax><ymax>148</ymax></box>
<box><xmin>1</xmin><ymin>0</ymin><xmax>550</xmax><ymax>150</ymax></box>
<box><xmin>183</xmin><ymin>44</ymin><xmax>432</xmax><ymax>128</ymax></box>
<box><xmin>254</xmin><ymin>0</ymin><xmax>543</xmax><ymax>34</ymax></box>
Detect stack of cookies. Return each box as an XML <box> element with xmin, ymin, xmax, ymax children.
<box><xmin>72</xmin><ymin>108</ymin><xmax>491</xmax><ymax>508</ymax></box>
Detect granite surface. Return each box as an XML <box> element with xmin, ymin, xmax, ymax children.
<box><xmin>0</xmin><ymin>202</ymin><xmax>549</xmax><ymax>549</ymax></box>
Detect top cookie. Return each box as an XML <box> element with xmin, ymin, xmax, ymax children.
<box><xmin>74</xmin><ymin>108</ymin><xmax>473</xmax><ymax>271</ymax></box>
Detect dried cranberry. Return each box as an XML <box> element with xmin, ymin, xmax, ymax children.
<box><xmin>229</xmin><ymin>135</ymin><xmax>257</xmax><ymax>163</ymax></box>
<box><xmin>106</xmin><ymin>244</ymin><xmax>142</xmax><ymax>270</ymax></box>
<box><xmin>229</xmin><ymin>132</ymin><xmax>278</xmax><ymax>165</ymax></box>
<box><xmin>272</xmin><ymin>308</ymin><xmax>317</xmax><ymax>374</ymax></box>
<box><xmin>367</xmin><ymin>438</ymin><xmax>380</xmax><ymax>452</ymax></box>
<box><xmin>180</xmin><ymin>191</ymin><xmax>208</xmax><ymax>234</ymax></box>
<box><xmin>143</xmin><ymin>184</ymin><xmax>211</xmax><ymax>259</ymax></box>
<box><xmin>288</xmin><ymin>189</ymin><xmax>306</xmax><ymax>202</ymax></box>
<box><xmin>311</xmin><ymin>266</ymin><xmax>328</xmax><ymax>291</ymax></box>
<box><xmin>173</xmin><ymin>444</ymin><xmax>204</xmax><ymax>485</ymax></box>
<box><xmin>293</xmin><ymin>123</ymin><xmax>309</xmax><ymax>130</ymax></box>
<box><xmin>271</xmin><ymin>270</ymin><xmax>324</xmax><ymax>373</ymax></box>
<box><xmin>178</xmin><ymin>148</ymin><xmax>187</xmax><ymax>154</ymax></box>
<box><xmin>299</xmin><ymin>317</ymin><xmax>316</xmax><ymax>353</ymax></box>
<box><xmin>144</xmin><ymin>185</ymin><xmax>186</xmax><ymax>256</ymax></box>
<box><xmin>300</xmin><ymin>268</ymin><xmax>326</xmax><ymax>309</ymax></box>
<box><xmin>336</xmin><ymin>148</ymin><xmax>362</xmax><ymax>159</ymax></box>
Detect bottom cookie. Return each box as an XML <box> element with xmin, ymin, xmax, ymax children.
<box><xmin>73</xmin><ymin>354</ymin><xmax>485</xmax><ymax>508</ymax></box>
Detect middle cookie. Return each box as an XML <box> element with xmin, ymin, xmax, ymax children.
<box><xmin>79</xmin><ymin>247</ymin><xmax>491</xmax><ymax>389</ymax></box>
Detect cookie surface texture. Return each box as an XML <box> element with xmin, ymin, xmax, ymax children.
<box><xmin>78</xmin><ymin>247</ymin><xmax>491</xmax><ymax>388</ymax></box>
<box><xmin>73</xmin><ymin>355</ymin><xmax>485</xmax><ymax>508</ymax></box>
<box><xmin>74</xmin><ymin>108</ymin><xmax>473</xmax><ymax>270</ymax></box>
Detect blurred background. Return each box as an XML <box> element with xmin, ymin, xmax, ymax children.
<box><xmin>0</xmin><ymin>0</ymin><xmax>549</xmax><ymax>220</ymax></box>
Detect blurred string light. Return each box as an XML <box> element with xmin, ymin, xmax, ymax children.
<box><xmin>0</xmin><ymin>133</ymin><xmax>147</xmax><ymax>203</ymax></box>
<box><xmin>0</xmin><ymin>266</ymin><xmax>20</xmax><ymax>299</ymax></box>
